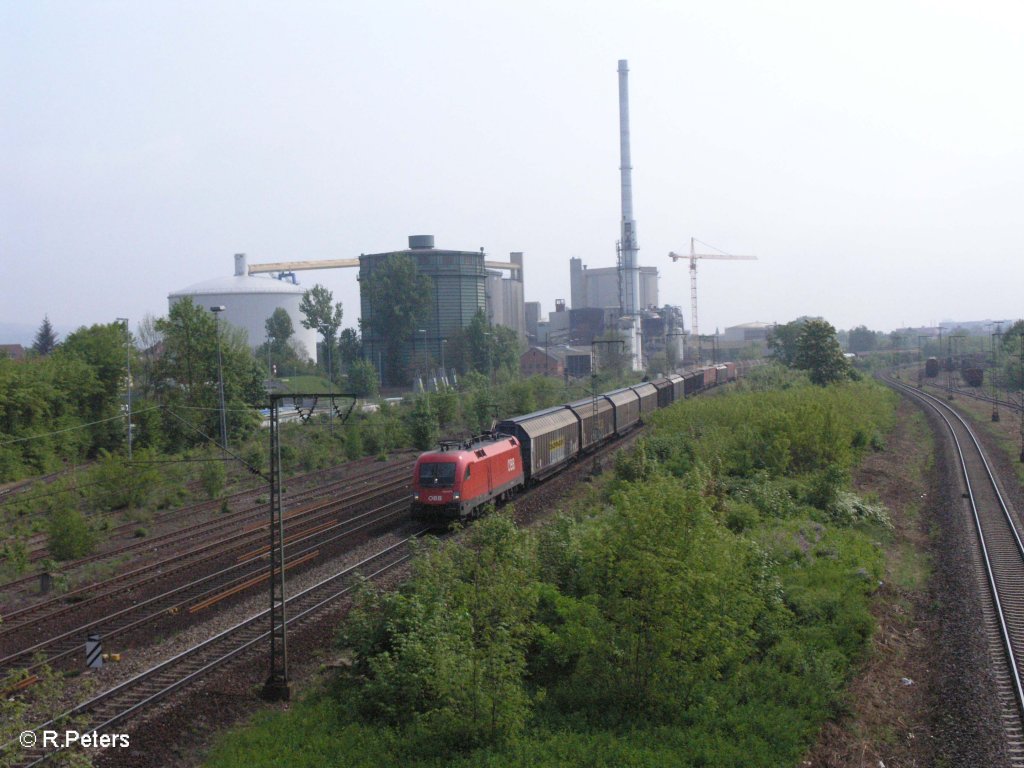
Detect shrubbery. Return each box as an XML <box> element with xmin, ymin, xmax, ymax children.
<box><xmin>207</xmin><ymin>373</ymin><xmax>899</xmax><ymax>768</ymax></box>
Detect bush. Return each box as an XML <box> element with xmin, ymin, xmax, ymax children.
<box><xmin>200</xmin><ymin>453</ymin><xmax>227</xmax><ymax>499</ymax></box>
<box><xmin>47</xmin><ymin>505</ymin><xmax>96</xmax><ymax>561</ymax></box>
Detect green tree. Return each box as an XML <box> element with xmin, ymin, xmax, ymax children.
<box><xmin>32</xmin><ymin>315</ymin><xmax>60</xmax><ymax>356</ymax></box>
<box><xmin>152</xmin><ymin>298</ymin><xmax>263</xmax><ymax>450</ymax></box>
<box><xmin>347</xmin><ymin>358</ymin><xmax>380</xmax><ymax>398</ymax></box>
<box><xmin>360</xmin><ymin>254</ymin><xmax>433</xmax><ymax>385</ymax></box>
<box><xmin>299</xmin><ymin>284</ymin><xmax>343</xmax><ymax>380</ymax></box>
<box><xmin>338</xmin><ymin>327</ymin><xmax>362</xmax><ymax>370</ymax></box>
<box><xmin>461</xmin><ymin>310</ymin><xmax>520</xmax><ymax>381</ymax></box>
<box><xmin>408</xmin><ymin>396</ymin><xmax>439</xmax><ymax>450</ymax></box>
<box><xmin>265</xmin><ymin>308</ymin><xmax>294</xmax><ymax>357</ymax></box>
<box><xmin>60</xmin><ymin>322</ymin><xmax>136</xmax><ymax>453</ymax></box>
<box><xmin>794</xmin><ymin>319</ymin><xmax>853</xmax><ymax>386</ymax></box>
<box><xmin>847</xmin><ymin>325</ymin><xmax>878</xmax><ymax>354</ymax></box>
<box><xmin>767</xmin><ymin>319</ymin><xmax>807</xmax><ymax>366</ymax></box>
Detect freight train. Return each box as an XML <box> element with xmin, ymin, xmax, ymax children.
<box><xmin>410</xmin><ymin>362</ymin><xmax>738</xmax><ymax>521</ymax></box>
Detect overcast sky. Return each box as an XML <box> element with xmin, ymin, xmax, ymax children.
<box><xmin>3</xmin><ymin>0</ymin><xmax>1022</xmax><ymax>344</ymax></box>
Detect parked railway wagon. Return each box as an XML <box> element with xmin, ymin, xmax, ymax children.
<box><xmin>603</xmin><ymin>387</ymin><xmax>641</xmax><ymax>434</ymax></box>
<box><xmin>925</xmin><ymin>357</ymin><xmax>939</xmax><ymax>377</ymax></box>
<box><xmin>963</xmin><ymin>368</ymin><xmax>984</xmax><ymax>387</ymax></box>
<box><xmin>566</xmin><ymin>396</ymin><xmax>615</xmax><ymax>452</ymax></box>
<box><xmin>631</xmin><ymin>381</ymin><xmax>659</xmax><ymax>419</ymax></box>
<box><xmin>411</xmin><ymin>434</ymin><xmax>524</xmax><ymax>520</ymax></box>
<box><xmin>497</xmin><ymin>406</ymin><xmax>580</xmax><ymax>484</ymax></box>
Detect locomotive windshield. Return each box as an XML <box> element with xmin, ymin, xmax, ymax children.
<box><xmin>418</xmin><ymin>461</ymin><xmax>457</xmax><ymax>488</ymax></box>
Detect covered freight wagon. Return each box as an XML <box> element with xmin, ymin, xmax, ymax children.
<box><xmin>566</xmin><ymin>396</ymin><xmax>615</xmax><ymax>452</ymax></box>
<box><xmin>497</xmin><ymin>406</ymin><xmax>580</xmax><ymax>483</ymax></box>
<box><xmin>603</xmin><ymin>387</ymin><xmax>641</xmax><ymax>434</ymax></box>
<box><xmin>701</xmin><ymin>366</ymin><xmax>717</xmax><ymax>389</ymax></box>
<box><xmin>682</xmin><ymin>370</ymin><xmax>704</xmax><ymax>397</ymax></box>
<box><xmin>652</xmin><ymin>376</ymin><xmax>676</xmax><ymax>408</ymax></box>
<box><xmin>631</xmin><ymin>382</ymin><xmax>659</xmax><ymax>419</ymax></box>
<box><xmin>667</xmin><ymin>374</ymin><xmax>685</xmax><ymax>402</ymax></box>
<box><xmin>925</xmin><ymin>357</ymin><xmax>939</xmax><ymax>377</ymax></box>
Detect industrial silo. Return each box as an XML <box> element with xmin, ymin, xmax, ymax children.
<box><xmin>360</xmin><ymin>235</ymin><xmax>488</xmax><ymax>386</ymax></box>
<box><xmin>168</xmin><ymin>254</ymin><xmax>317</xmax><ymax>361</ymax></box>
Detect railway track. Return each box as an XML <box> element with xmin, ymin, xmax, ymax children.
<box><xmin>920</xmin><ymin>377</ymin><xmax>1023</xmax><ymax>413</ymax></box>
<box><xmin>4</xmin><ymin>529</ymin><xmax>429</xmax><ymax>768</ymax></box>
<box><xmin>0</xmin><ymin>476</ymin><xmax>411</xmax><ymax>674</ymax></box>
<box><xmin>886</xmin><ymin>375</ymin><xmax>1024</xmax><ymax>766</ymax></box>
<box><xmin>0</xmin><ymin>385</ymin><xmax>721</xmax><ymax>765</ymax></box>
<box><xmin>0</xmin><ymin>456</ymin><xmax>413</xmax><ymax>601</ymax></box>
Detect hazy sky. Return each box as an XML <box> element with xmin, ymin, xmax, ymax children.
<box><xmin>3</xmin><ymin>1</ymin><xmax>1022</xmax><ymax>343</ymax></box>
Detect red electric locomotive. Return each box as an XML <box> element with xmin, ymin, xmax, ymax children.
<box><xmin>411</xmin><ymin>433</ymin><xmax>525</xmax><ymax>521</ymax></box>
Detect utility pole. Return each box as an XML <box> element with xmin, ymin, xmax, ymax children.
<box><xmin>946</xmin><ymin>334</ymin><xmax>953</xmax><ymax>400</ymax></box>
<box><xmin>210</xmin><ymin>306</ymin><xmax>229</xmax><ymax>451</ymax></box>
<box><xmin>116</xmin><ymin>318</ymin><xmax>132</xmax><ymax>459</ymax></box>
<box><xmin>917</xmin><ymin>335</ymin><xmax>928</xmax><ymax>390</ymax></box>
<box><xmin>1019</xmin><ymin>334</ymin><xmax>1024</xmax><ymax>462</ymax></box>
<box><xmin>992</xmin><ymin>322</ymin><xmax>1002</xmax><ymax>421</ymax></box>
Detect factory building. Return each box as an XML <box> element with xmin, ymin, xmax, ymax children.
<box><xmin>525</xmin><ymin>301</ymin><xmax>541</xmax><ymax>343</ymax></box>
<box><xmin>520</xmin><ymin>345</ymin><xmax>592</xmax><ymax>379</ymax></box>
<box><xmin>485</xmin><ymin>252</ymin><xmax>526</xmax><ymax>339</ymax></box>
<box><xmin>168</xmin><ymin>254</ymin><xmax>317</xmax><ymax>360</ymax></box>
<box><xmin>569</xmin><ymin>257</ymin><xmax>658</xmax><ymax>312</ymax></box>
<box><xmin>721</xmin><ymin>322</ymin><xmax>773</xmax><ymax>344</ymax></box>
<box><xmin>361</xmin><ymin>235</ymin><xmax>530</xmax><ymax>386</ymax></box>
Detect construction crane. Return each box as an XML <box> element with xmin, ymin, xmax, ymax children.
<box><xmin>668</xmin><ymin>238</ymin><xmax>756</xmax><ymax>365</ymax></box>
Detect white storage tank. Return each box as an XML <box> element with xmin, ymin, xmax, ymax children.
<box><xmin>167</xmin><ymin>254</ymin><xmax>317</xmax><ymax>360</ymax></box>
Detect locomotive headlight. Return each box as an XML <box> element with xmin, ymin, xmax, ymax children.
<box><xmin>413</xmin><ymin>492</ymin><xmax>420</xmax><ymax>501</ymax></box>
<box><xmin>453</xmin><ymin>492</ymin><xmax>460</xmax><ymax>500</ymax></box>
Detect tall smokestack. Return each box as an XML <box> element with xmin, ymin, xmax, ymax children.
<box><xmin>618</xmin><ymin>59</ymin><xmax>640</xmax><ymax>318</ymax></box>
<box><xmin>617</xmin><ymin>59</ymin><xmax>643</xmax><ymax>372</ymax></box>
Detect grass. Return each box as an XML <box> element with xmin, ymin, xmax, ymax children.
<box><xmin>276</xmin><ymin>375</ymin><xmax>335</xmax><ymax>393</ymax></box>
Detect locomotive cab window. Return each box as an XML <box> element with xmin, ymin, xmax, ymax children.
<box><xmin>419</xmin><ymin>462</ymin><xmax>456</xmax><ymax>487</ymax></box>
<box><xmin>464</xmin><ymin>465</ymin><xmax>472</xmax><ymax>480</ymax></box>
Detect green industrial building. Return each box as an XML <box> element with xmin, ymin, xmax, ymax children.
<box><xmin>360</xmin><ymin>235</ymin><xmax>487</xmax><ymax>386</ymax></box>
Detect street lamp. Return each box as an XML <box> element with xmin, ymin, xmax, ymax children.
<box><xmin>318</xmin><ymin>325</ymin><xmax>335</xmax><ymax>388</ymax></box>
<box><xmin>949</xmin><ymin>334</ymin><xmax>967</xmax><ymax>400</ymax></box>
<box><xmin>416</xmin><ymin>329</ymin><xmax>427</xmax><ymax>391</ymax></box>
<box><xmin>483</xmin><ymin>331</ymin><xmax>493</xmax><ymax>385</ymax></box>
<box><xmin>210</xmin><ymin>306</ymin><xmax>228</xmax><ymax>451</ymax></box>
<box><xmin>318</xmin><ymin>324</ymin><xmax>335</xmax><ymax>434</ymax></box>
<box><xmin>116</xmin><ymin>318</ymin><xmax>132</xmax><ymax>459</ymax></box>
